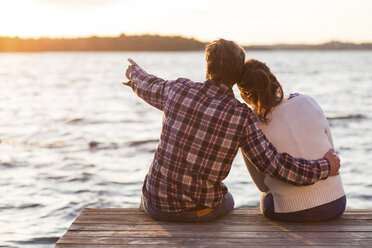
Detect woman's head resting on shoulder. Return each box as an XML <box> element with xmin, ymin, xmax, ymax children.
<box><xmin>238</xmin><ymin>59</ymin><xmax>284</xmax><ymax>124</ymax></box>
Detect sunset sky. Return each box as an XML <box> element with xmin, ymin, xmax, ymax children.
<box><xmin>1</xmin><ymin>0</ymin><xmax>372</xmax><ymax>45</ymax></box>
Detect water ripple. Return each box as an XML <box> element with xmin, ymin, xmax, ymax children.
<box><xmin>327</xmin><ymin>114</ymin><xmax>366</xmax><ymax>120</ymax></box>
<box><xmin>1</xmin><ymin>51</ymin><xmax>372</xmax><ymax>248</ymax></box>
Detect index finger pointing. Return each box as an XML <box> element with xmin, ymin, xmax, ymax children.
<box><xmin>127</xmin><ymin>58</ymin><xmax>138</xmax><ymax>66</ymax></box>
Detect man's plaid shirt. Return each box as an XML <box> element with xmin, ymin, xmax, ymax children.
<box><xmin>128</xmin><ymin>65</ymin><xmax>330</xmax><ymax>212</ymax></box>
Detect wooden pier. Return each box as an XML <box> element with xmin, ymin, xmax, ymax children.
<box><xmin>55</xmin><ymin>208</ymin><xmax>372</xmax><ymax>247</ymax></box>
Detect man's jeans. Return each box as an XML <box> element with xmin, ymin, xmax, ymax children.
<box><xmin>261</xmin><ymin>193</ymin><xmax>346</xmax><ymax>222</ymax></box>
<box><xmin>140</xmin><ymin>192</ymin><xmax>234</xmax><ymax>222</ymax></box>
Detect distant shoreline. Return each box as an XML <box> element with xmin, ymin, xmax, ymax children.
<box><xmin>1</xmin><ymin>34</ymin><xmax>372</xmax><ymax>52</ymax></box>
<box><xmin>245</xmin><ymin>41</ymin><xmax>372</xmax><ymax>50</ymax></box>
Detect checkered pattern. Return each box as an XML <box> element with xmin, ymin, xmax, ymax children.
<box><xmin>128</xmin><ymin>66</ymin><xmax>330</xmax><ymax>212</ymax></box>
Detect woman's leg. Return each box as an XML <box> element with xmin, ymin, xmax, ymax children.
<box><xmin>279</xmin><ymin>195</ymin><xmax>346</xmax><ymax>222</ymax></box>
<box><xmin>260</xmin><ymin>192</ymin><xmax>279</xmax><ymax>220</ymax></box>
<box><xmin>260</xmin><ymin>193</ymin><xmax>347</xmax><ymax>222</ymax></box>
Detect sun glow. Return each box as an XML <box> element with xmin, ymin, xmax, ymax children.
<box><xmin>0</xmin><ymin>0</ymin><xmax>123</xmax><ymax>38</ymax></box>
<box><xmin>1</xmin><ymin>0</ymin><xmax>372</xmax><ymax>44</ymax></box>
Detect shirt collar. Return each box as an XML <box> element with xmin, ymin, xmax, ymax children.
<box><xmin>205</xmin><ymin>80</ymin><xmax>235</xmax><ymax>97</ymax></box>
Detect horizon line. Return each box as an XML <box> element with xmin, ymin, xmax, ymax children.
<box><xmin>1</xmin><ymin>33</ymin><xmax>372</xmax><ymax>47</ymax></box>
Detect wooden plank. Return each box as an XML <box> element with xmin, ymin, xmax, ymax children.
<box><xmin>55</xmin><ymin>208</ymin><xmax>372</xmax><ymax>247</ymax></box>
<box><xmin>68</xmin><ymin>223</ymin><xmax>372</xmax><ymax>232</ymax></box>
<box><xmin>76</xmin><ymin>213</ymin><xmax>372</xmax><ymax>221</ymax></box>
<box><xmin>82</xmin><ymin>208</ymin><xmax>372</xmax><ymax>215</ymax></box>
<box><xmin>72</xmin><ymin>218</ymin><xmax>372</xmax><ymax>228</ymax></box>
<box><xmin>56</xmin><ymin>243</ymin><xmax>372</xmax><ymax>248</ymax></box>
<box><xmin>61</xmin><ymin>230</ymin><xmax>372</xmax><ymax>239</ymax></box>
<box><xmin>79</xmin><ymin>208</ymin><xmax>372</xmax><ymax>220</ymax></box>
<box><xmin>56</xmin><ymin>245</ymin><xmax>371</xmax><ymax>248</ymax></box>
<box><xmin>83</xmin><ymin>208</ymin><xmax>372</xmax><ymax>213</ymax></box>
<box><xmin>56</xmin><ymin>237</ymin><xmax>372</xmax><ymax>246</ymax></box>
<box><xmin>82</xmin><ymin>208</ymin><xmax>261</xmax><ymax>215</ymax></box>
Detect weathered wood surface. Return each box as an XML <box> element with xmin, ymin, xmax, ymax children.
<box><xmin>55</xmin><ymin>208</ymin><xmax>372</xmax><ymax>247</ymax></box>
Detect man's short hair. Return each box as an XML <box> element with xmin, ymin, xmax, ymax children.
<box><xmin>205</xmin><ymin>39</ymin><xmax>245</xmax><ymax>87</ymax></box>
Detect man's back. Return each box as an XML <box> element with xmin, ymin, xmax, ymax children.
<box><xmin>143</xmin><ymin>78</ymin><xmax>249</xmax><ymax>211</ymax></box>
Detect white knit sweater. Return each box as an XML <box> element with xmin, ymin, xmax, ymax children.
<box><xmin>244</xmin><ymin>94</ymin><xmax>345</xmax><ymax>213</ymax></box>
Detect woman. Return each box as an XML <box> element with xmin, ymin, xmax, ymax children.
<box><xmin>238</xmin><ymin>59</ymin><xmax>346</xmax><ymax>222</ymax></box>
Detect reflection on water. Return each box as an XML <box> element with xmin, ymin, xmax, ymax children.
<box><xmin>1</xmin><ymin>51</ymin><xmax>372</xmax><ymax>247</ymax></box>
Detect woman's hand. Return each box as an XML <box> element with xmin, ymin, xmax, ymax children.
<box><xmin>324</xmin><ymin>149</ymin><xmax>340</xmax><ymax>176</ymax></box>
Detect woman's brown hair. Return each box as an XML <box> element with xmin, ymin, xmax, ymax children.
<box><xmin>238</xmin><ymin>59</ymin><xmax>284</xmax><ymax>124</ymax></box>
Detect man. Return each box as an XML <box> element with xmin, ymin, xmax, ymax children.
<box><xmin>124</xmin><ymin>39</ymin><xmax>340</xmax><ymax>222</ymax></box>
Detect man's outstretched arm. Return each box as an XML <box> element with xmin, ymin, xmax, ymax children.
<box><xmin>240</xmin><ymin>110</ymin><xmax>340</xmax><ymax>186</ymax></box>
<box><xmin>124</xmin><ymin>59</ymin><xmax>173</xmax><ymax>111</ymax></box>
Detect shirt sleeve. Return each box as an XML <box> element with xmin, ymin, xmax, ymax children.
<box><xmin>240</xmin><ymin>109</ymin><xmax>330</xmax><ymax>186</ymax></box>
<box><xmin>128</xmin><ymin>65</ymin><xmax>173</xmax><ymax>111</ymax></box>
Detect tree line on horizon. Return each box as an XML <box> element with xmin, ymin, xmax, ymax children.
<box><xmin>0</xmin><ymin>34</ymin><xmax>205</xmax><ymax>52</ymax></box>
<box><xmin>1</xmin><ymin>34</ymin><xmax>372</xmax><ymax>52</ymax></box>
<box><xmin>246</xmin><ymin>41</ymin><xmax>372</xmax><ymax>50</ymax></box>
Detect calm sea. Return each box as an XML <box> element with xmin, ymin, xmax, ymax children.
<box><xmin>1</xmin><ymin>51</ymin><xmax>372</xmax><ymax>247</ymax></box>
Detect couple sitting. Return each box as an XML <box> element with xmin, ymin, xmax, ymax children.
<box><xmin>124</xmin><ymin>39</ymin><xmax>346</xmax><ymax>222</ymax></box>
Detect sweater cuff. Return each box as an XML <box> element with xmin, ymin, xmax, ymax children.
<box><xmin>317</xmin><ymin>158</ymin><xmax>330</xmax><ymax>180</ymax></box>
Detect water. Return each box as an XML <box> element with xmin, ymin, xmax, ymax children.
<box><xmin>1</xmin><ymin>50</ymin><xmax>372</xmax><ymax>247</ymax></box>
